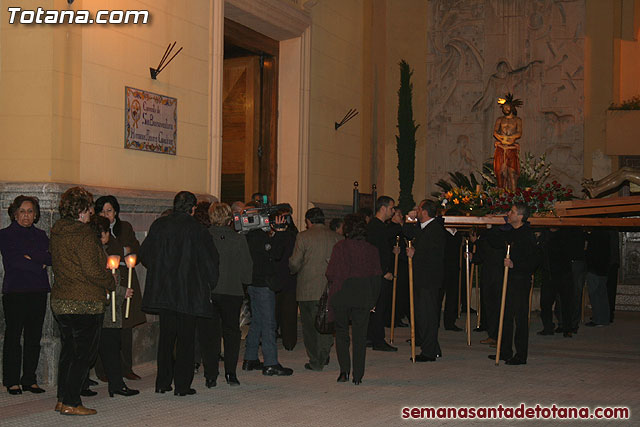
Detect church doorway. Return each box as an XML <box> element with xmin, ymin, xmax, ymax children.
<box><xmin>221</xmin><ymin>19</ymin><xmax>278</xmax><ymax>204</ymax></box>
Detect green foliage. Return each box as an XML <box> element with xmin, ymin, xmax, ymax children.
<box><xmin>609</xmin><ymin>96</ymin><xmax>640</xmax><ymax>110</ymax></box>
<box><xmin>396</xmin><ymin>60</ymin><xmax>419</xmax><ymax>213</ymax></box>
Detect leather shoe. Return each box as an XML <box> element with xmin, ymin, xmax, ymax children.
<box><xmin>242</xmin><ymin>359</ymin><xmax>263</xmax><ymax>371</ymax></box>
<box><xmin>585</xmin><ymin>321</ymin><xmax>605</xmax><ymax>327</ymax></box>
<box><xmin>413</xmin><ymin>354</ymin><xmax>436</xmax><ymax>362</ymax></box>
<box><xmin>505</xmin><ymin>356</ymin><xmax>527</xmax><ymax>365</ymax></box>
<box><xmin>305</xmin><ymin>362</ymin><xmax>323</xmax><ymax>371</ymax></box>
<box><xmin>488</xmin><ymin>354</ymin><xmax>510</xmax><ymax>362</ymax></box>
<box><xmin>54</xmin><ymin>402</ymin><xmax>63</xmax><ymax>412</ymax></box>
<box><xmin>480</xmin><ymin>337</ymin><xmax>497</xmax><ymax>345</ymax></box>
<box><xmin>372</xmin><ymin>342</ymin><xmax>397</xmax><ymax>352</ymax></box>
<box><xmin>109</xmin><ymin>385</ymin><xmax>139</xmax><ymax>397</ymax></box>
<box><xmin>80</xmin><ymin>388</ymin><xmax>97</xmax><ymax>397</ymax></box>
<box><xmin>352</xmin><ymin>378</ymin><xmax>362</xmax><ymax>385</ymax></box>
<box><xmin>22</xmin><ymin>384</ymin><xmax>45</xmax><ymax>394</ymax></box>
<box><xmin>60</xmin><ymin>405</ymin><xmax>97</xmax><ymax>416</ymax></box>
<box><xmin>563</xmin><ymin>331</ymin><xmax>573</xmax><ymax>338</ymax></box>
<box><xmin>155</xmin><ymin>386</ymin><xmax>172</xmax><ymax>393</ymax></box>
<box><xmin>537</xmin><ymin>329</ymin><xmax>554</xmax><ymax>335</ymax></box>
<box><xmin>124</xmin><ymin>372</ymin><xmax>141</xmax><ymax>381</ymax></box>
<box><xmin>205</xmin><ymin>378</ymin><xmax>217</xmax><ymax>388</ymax></box>
<box><xmin>337</xmin><ymin>372</ymin><xmax>349</xmax><ymax>382</ymax></box>
<box><xmin>262</xmin><ymin>364</ymin><xmax>293</xmax><ymax>376</ymax></box>
<box><xmin>7</xmin><ymin>386</ymin><xmax>22</xmax><ymax>395</ymax></box>
<box><xmin>225</xmin><ymin>373</ymin><xmax>240</xmax><ymax>386</ymax></box>
<box><xmin>174</xmin><ymin>388</ymin><xmax>196</xmax><ymax>396</ymax></box>
<box><xmin>445</xmin><ymin>325</ymin><xmax>463</xmax><ymax>332</ymax></box>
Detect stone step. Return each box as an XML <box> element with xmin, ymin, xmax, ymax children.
<box><xmin>617</xmin><ymin>284</ymin><xmax>640</xmax><ymax>295</ymax></box>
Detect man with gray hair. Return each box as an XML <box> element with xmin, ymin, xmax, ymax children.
<box><xmin>290</xmin><ymin>207</ymin><xmax>341</xmax><ymax>371</ymax></box>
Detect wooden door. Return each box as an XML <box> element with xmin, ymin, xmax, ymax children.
<box><xmin>222</xmin><ymin>56</ymin><xmax>260</xmax><ymax>204</ymax></box>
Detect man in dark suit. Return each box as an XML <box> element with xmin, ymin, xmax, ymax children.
<box><xmin>366</xmin><ymin>196</ymin><xmax>399</xmax><ymax>352</ymax></box>
<box><xmin>405</xmin><ymin>200</ymin><xmax>447</xmax><ymax>362</ymax></box>
<box><xmin>140</xmin><ymin>191</ymin><xmax>220</xmax><ymax>396</ymax></box>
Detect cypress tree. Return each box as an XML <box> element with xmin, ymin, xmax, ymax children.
<box><xmin>396</xmin><ymin>60</ymin><xmax>418</xmax><ymax>213</ymax></box>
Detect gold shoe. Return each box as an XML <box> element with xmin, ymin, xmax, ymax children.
<box><xmin>54</xmin><ymin>402</ymin><xmax>63</xmax><ymax>412</ymax></box>
<box><xmin>60</xmin><ymin>405</ymin><xmax>97</xmax><ymax>416</ymax></box>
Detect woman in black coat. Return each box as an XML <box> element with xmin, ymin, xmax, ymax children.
<box><xmin>95</xmin><ymin>195</ymin><xmax>146</xmax><ymax>381</ymax></box>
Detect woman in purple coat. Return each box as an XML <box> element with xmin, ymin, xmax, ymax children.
<box><xmin>0</xmin><ymin>196</ymin><xmax>51</xmax><ymax>395</ymax></box>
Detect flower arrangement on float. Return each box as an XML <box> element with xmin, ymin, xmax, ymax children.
<box><xmin>435</xmin><ymin>153</ymin><xmax>574</xmax><ymax>215</ymax></box>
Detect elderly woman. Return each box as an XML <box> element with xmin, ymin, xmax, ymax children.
<box><xmin>0</xmin><ymin>196</ymin><xmax>51</xmax><ymax>395</ymax></box>
<box><xmin>197</xmin><ymin>203</ymin><xmax>252</xmax><ymax>387</ymax></box>
<box><xmin>326</xmin><ymin>214</ymin><xmax>381</xmax><ymax>385</ymax></box>
<box><xmin>50</xmin><ymin>187</ymin><xmax>116</xmax><ymax>416</ymax></box>
<box><xmin>94</xmin><ymin>195</ymin><xmax>146</xmax><ymax>381</ymax></box>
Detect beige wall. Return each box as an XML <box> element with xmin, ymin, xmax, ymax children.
<box><xmin>0</xmin><ymin>0</ymin><xmax>214</xmax><ymax>193</ymax></box>
<box><xmin>308</xmin><ymin>0</ymin><xmax>364</xmax><ymax>206</ymax></box>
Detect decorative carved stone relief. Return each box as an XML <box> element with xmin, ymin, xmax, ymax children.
<box><xmin>426</xmin><ymin>0</ymin><xmax>585</xmax><ymax>193</ymax></box>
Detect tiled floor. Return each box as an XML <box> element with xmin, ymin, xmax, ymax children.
<box><xmin>1</xmin><ymin>312</ymin><xmax>638</xmax><ymax>426</ymax></box>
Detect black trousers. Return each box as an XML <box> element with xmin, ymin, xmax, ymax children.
<box><xmin>414</xmin><ymin>287</ymin><xmax>441</xmax><ymax>358</ymax></box>
<box><xmin>2</xmin><ymin>292</ymin><xmax>47</xmax><ymax>387</ymax></box>
<box><xmin>157</xmin><ymin>309</ymin><xmax>196</xmax><ymax>393</ymax></box>
<box><xmin>334</xmin><ymin>305</ymin><xmax>370</xmax><ymax>381</ymax></box>
<box><xmin>500</xmin><ymin>276</ymin><xmax>530</xmax><ymax>361</ymax></box>
<box><xmin>55</xmin><ymin>313</ymin><xmax>103</xmax><ymax>407</ymax></box>
<box><xmin>606</xmin><ymin>264</ymin><xmax>619</xmax><ymax>321</ymax></box>
<box><xmin>198</xmin><ymin>294</ymin><xmax>243</xmax><ymax>380</ymax></box>
<box><xmin>540</xmin><ymin>270</ymin><xmax>572</xmax><ymax>332</ymax></box>
<box><xmin>440</xmin><ymin>271</ymin><xmax>459</xmax><ymax>329</ymax></box>
<box><xmin>395</xmin><ymin>259</ymin><xmax>410</xmax><ymax>322</ymax></box>
<box><xmin>480</xmin><ymin>268</ymin><xmax>502</xmax><ymax>340</ymax></box>
<box><xmin>98</xmin><ymin>328</ymin><xmax>125</xmax><ymax>391</ymax></box>
<box><xmin>121</xmin><ymin>327</ymin><xmax>134</xmax><ymax>374</ymax></box>
<box><xmin>276</xmin><ymin>289</ymin><xmax>298</xmax><ymax>350</ymax></box>
<box><xmin>367</xmin><ymin>278</ymin><xmax>392</xmax><ymax>345</ymax></box>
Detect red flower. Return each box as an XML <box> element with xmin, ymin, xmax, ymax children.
<box><xmin>548</xmin><ymin>195</ymin><xmax>554</xmax><ymax>201</ymax></box>
<box><xmin>545</xmin><ymin>183</ymin><xmax>550</xmax><ymax>188</ymax></box>
<box><xmin>538</xmin><ymin>203</ymin><xmax>544</xmax><ymax>209</ymax></box>
<box><xmin>568</xmin><ymin>188</ymin><xmax>573</xmax><ymax>193</ymax></box>
<box><xmin>552</xmin><ymin>180</ymin><xmax>557</xmax><ymax>185</ymax></box>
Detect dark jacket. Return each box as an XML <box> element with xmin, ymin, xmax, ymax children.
<box><xmin>585</xmin><ymin>230</ymin><xmax>611</xmax><ymax>276</ymax></box>
<box><xmin>539</xmin><ymin>229</ymin><xmax>572</xmax><ymax>276</ymax></box>
<box><xmin>0</xmin><ymin>221</ymin><xmax>51</xmax><ymax>294</ymax></box>
<box><xmin>209</xmin><ymin>225</ymin><xmax>252</xmax><ymax>296</ymax></box>
<box><xmin>140</xmin><ymin>212</ymin><xmax>219</xmax><ymax>318</ymax></box>
<box><xmin>111</xmin><ymin>219</ymin><xmax>146</xmax><ymax>328</ymax></box>
<box><xmin>403</xmin><ymin>218</ymin><xmax>448</xmax><ymax>289</ymax></box>
<box><xmin>366</xmin><ymin>217</ymin><xmax>394</xmax><ymax>276</ymax></box>
<box><xmin>271</xmin><ymin>229</ymin><xmax>297</xmax><ymax>293</ymax></box>
<box><xmin>486</xmin><ymin>222</ymin><xmax>538</xmax><ymax>282</ymax></box>
<box><xmin>50</xmin><ymin>218</ymin><xmax>116</xmax><ymax>315</ymax></box>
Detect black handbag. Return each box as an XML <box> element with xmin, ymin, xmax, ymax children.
<box><xmin>315</xmin><ymin>286</ymin><xmax>334</xmax><ymax>334</ymax></box>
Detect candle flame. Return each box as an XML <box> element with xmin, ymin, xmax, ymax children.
<box><xmin>107</xmin><ymin>255</ymin><xmax>121</xmax><ymax>270</ymax></box>
<box><xmin>125</xmin><ymin>254</ymin><xmax>137</xmax><ymax>268</ymax></box>
<box><xmin>497</xmin><ymin>98</ymin><xmax>506</xmax><ymax>104</ymax></box>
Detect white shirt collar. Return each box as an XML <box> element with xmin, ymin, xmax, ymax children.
<box><xmin>420</xmin><ymin>217</ymin><xmax>435</xmax><ymax>229</ymax></box>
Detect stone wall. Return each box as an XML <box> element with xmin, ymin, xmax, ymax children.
<box><xmin>0</xmin><ymin>182</ymin><xmax>174</xmax><ymax>385</ymax></box>
<box><xmin>426</xmin><ymin>0</ymin><xmax>585</xmax><ymax>193</ymax></box>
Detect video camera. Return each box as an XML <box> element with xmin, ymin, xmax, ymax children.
<box><xmin>233</xmin><ymin>195</ymin><xmax>292</xmax><ymax>233</ymax></box>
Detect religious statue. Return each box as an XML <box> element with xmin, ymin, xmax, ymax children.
<box><xmin>493</xmin><ymin>93</ymin><xmax>523</xmax><ymax>191</ymax></box>
<box><xmin>582</xmin><ymin>167</ymin><xmax>640</xmax><ymax>198</ymax></box>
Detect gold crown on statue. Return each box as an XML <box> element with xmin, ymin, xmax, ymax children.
<box><xmin>497</xmin><ymin>93</ymin><xmax>523</xmax><ymax>108</ymax></box>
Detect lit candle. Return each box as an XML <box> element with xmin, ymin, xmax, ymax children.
<box><xmin>124</xmin><ymin>254</ymin><xmax>137</xmax><ymax>319</ymax></box>
<box><xmin>107</xmin><ymin>255</ymin><xmax>120</xmax><ymax>322</ymax></box>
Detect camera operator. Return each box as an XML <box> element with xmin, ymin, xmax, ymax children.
<box><xmin>242</xmin><ymin>203</ymin><xmax>294</xmax><ymax>376</ymax></box>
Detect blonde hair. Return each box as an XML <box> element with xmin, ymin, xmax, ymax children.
<box><xmin>208</xmin><ymin>202</ymin><xmax>232</xmax><ymax>226</ymax></box>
